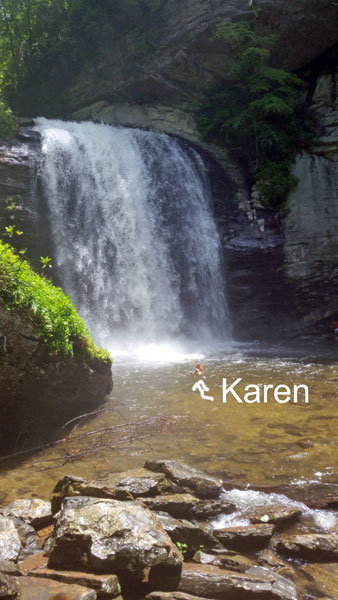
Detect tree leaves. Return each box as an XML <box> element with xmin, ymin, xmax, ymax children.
<box><xmin>196</xmin><ymin>21</ymin><xmax>310</xmax><ymax>207</ymax></box>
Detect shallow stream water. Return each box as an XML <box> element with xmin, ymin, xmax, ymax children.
<box><xmin>1</xmin><ymin>343</ymin><xmax>338</xmax><ymax>505</ymax></box>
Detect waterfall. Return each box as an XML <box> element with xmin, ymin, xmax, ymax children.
<box><xmin>34</xmin><ymin>118</ymin><xmax>231</xmax><ymax>354</ymax></box>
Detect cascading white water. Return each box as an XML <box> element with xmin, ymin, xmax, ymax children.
<box><xmin>35</xmin><ymin>118</ymin><xmax>231</xmax><ymax>355</ymax></box>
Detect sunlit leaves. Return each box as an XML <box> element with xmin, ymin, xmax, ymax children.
<box><xmin>196</xmin><ymin>21</ymin><xmax>309</xmax><ymax>207</ymax></box>
<box><xmin>0</xmin><ymin>238</ymin><xmax>111</xmax><ymax>362</ymax></box>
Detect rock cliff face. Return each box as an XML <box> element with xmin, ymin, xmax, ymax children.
<box><xmin>0</xmin><ymin>299</ymin><xmax>112</xmax><ymax>455</ymax></box>
<box><xmin>7</xmin><ymin>3</ymin><xmax>338</xmax><ymax>341</ymax></box>
<box><xmin>283</xmin><ymin>55</ymin><xmax>338</xmax><ymax>333</ymax></box>
<box><xmin>0</xmin><ymin>128</ymin><xmax>113</xmax><ymax>455</ymax></box>
<box><xmin>67</xmin><ymin>0</ymin><xmax>338</xmax><ymax>130</ymax></box>
<box><xmin>60</xmin><ymin>1</ymin><xmax>338</xmax><ymax>339</ymax></box>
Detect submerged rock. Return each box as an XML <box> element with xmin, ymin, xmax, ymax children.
<box><xmin>49</xmin><ymin>497</ymin><xmax>182</xmax><ymax>574</ymax></box>
<box><xmin>257</xmin><ymin>549</ymin><xmax>296</xmax><ymax>581</ymax></box>
<box><xmin>144</xmin><ymin>460</ymin><xmax>222</xmax><ymax>499</ymax></box>
<box><xmin>297</xmin><ymin>562</ymin><xmax>338</xmax><ymax>598</ymax></box>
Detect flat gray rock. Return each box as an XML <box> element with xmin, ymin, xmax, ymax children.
<box><xmin>150</xmin><ymin>562</ymin><xmax>297</xmax><ymax>599</ymax></box>
<box><xmin>51</xmin><ymin>469</ymin><xmax>170</xmax><ymax>514</ymax></box>
<box><xmin>141</xmin><ymin>494</ymin><xmax>199</xmax><ymax>519</ymax></box>
<box><xmin>215</xmin><ymin>523</ymin><xmax>275</xmax><ymax>551</ymax></box>
<box><xmin>271</xmin><ymin>533</ymin><xmax>338</xmax><ymax>560</ymax></box>
<box><xmin>193</xmin><ymin>550</ymin><xmax>254</xmax><ymax>572</ymax></box>
<box><xmin>244</xmin><ymin>505</ymin><xmax>302</xmax><ymax>525</ymax></box>
<box><xmin>49</xmin><ymin>496</ymin><xmax>182</xmax><ymax>574</ymax></box>
<box><xmin>0</xmin><ymin>517</ymin><xmax>21</xmax><ymax>562</ymax></box>
<box><xmin>0</xmin><ymin>499</ymin><xmax>52</xmax><ymax>529</ymax></box>
<box><xmin>30</xmin><ymin>568</ymin><xmax>120</xmax><ymax>598</ymax></box>
<box><xmin>144</xmin><ymin>460</ymin><xmax>222</xmax><ymax>499</ymax></box>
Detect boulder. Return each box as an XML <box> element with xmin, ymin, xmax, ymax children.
<box><xmin>0</xmin><ymin>517</ymin><xmax>21</xmax><ymax>562</ymax></box>
<box><xmin>0</xmin><ymin>573</ymin><xmax>20</xmax><ymax>599</ymax></box>
<box><xmin>191</xmin><ymin>499</ymin><xmax>235</xmax><ymax>520</ymax></box>
<box><xmin>243</xmin><ymin>505</ymin><xmax>302</xmax><ymax>526</ymax></box>
<box><xmin>149</xmin><ymin>562</ymin><xmax>297</xmax><ymax>599</ymax></box>
<box><xmin>155</xmin><ymin>512</ymin><xmax>218</xmax><ymax>555</ymax></box>
<box><xmin>18</xmin><ymin>576</ymin><xmax>97</xmax><ymax>599</ymax></box>
<box><xmin>51</xmin><ymin>475</ymin><xmax>132</xmax><ymax>513</ymax></box>
<box><xmin>30</xmin><ymin>568</ymin><xmax>120</xmax><ymax>598</ymax></box>
<box><xmin>271</xmin><ymin>533</ymin><xmax>338</xmax><ymax>561</ymax></box>
<box><xmin>141</xmin><ymin>495</ymin><xmax>199</xmax><ymax>519</ymax></box>
<box><xmin>0</xmin><ymin>499</ymin><xmax>53</xmax><ymax>529</ymax></box>
<box><xmin>0</xmin><ymin>301</ymin><xmax>112</xmax><ymax>455</ymax></box>
<box><xmin>142</xmin><ymin>494</ymin><xmax>235</xmax><ymax>521</ymax></box>
<box><xmin>49</xmin><ymin>497</ymin><xmax>183</xmax><ymax>574</ymax></box>
<box><xmin>215</xmin><ymin>523</ymin><xmax>275</xmax><ymax>551</ymax></box>
<box><xmin>51</xmin><ymin>470</ymin><xmax>170</xmax><ymax>513</ymax></box>
<box><xmin>144</xmin><ymin>461</ymin><xmax>222</xmax><ymax>499</ymax></box>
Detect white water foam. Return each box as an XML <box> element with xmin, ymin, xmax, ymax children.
<box><xmin>213</xmin><ymin>488</ymin><xmax>338</xmax><ymax>532</ymax></box>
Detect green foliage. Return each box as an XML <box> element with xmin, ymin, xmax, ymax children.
<box><xmin>196</xmin><ymin>21</ymin><xmax>311</xmax><ymax>208</ymax></box>
<box><xmin>0</xmin><ymin>0</ymin><xmax>162</xmax><ymax>116</ymax></box>
<box><xmin>0</xmin><ymin>238</ymin><xmax>112</xmax><ymax>363</ymax></box>
<box><xmin>175</xmin><ymin>542</ymin><xmax>188</xmax><ymax>555</ymax></box>
<box><xmin>0</xmin><ymin>98</ymin><xmax>17</xmax><ymax>135</ymax></box>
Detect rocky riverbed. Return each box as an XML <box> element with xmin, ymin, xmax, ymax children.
<box><xmin>1</xmin><ymin>459</ymin><xmax>338</xmax><ymax>599</ymax></box>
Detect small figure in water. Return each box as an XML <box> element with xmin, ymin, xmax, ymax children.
<box><xmin>333</xmin><ymin>320</ymin><xmax>338</xmax><ymax>337</ymax></box>
<box><xmin>194</xmin><ymin>363</ymin><xmax>204</xmax><ymax>376</ymax></box>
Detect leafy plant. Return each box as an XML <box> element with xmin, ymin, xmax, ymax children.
<box><xmin>175</xmin><ymin>541</ymin><xmax>188</xmax><ymax>555</ymax></box>
<box><xmin>0</xmin><ymin>98</ymin><xmax>17</xmax><ymax>135</ymax></box>
<box><xmin>196</xmin><ymin>21</ymin><xmax>311</xmax><ymax>208</ymax></box>
<box><xmin>0</xmin><ymin>238</ymin><xmax>111</xmax><ymax>364</ymax></box>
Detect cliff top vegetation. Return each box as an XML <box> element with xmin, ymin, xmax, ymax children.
<box><xmin>0</xmin><ymin>236</ymin><xmax>111</xmax><ymax>364</ymax></box>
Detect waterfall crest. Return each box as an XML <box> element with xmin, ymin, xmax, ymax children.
<box><xmin>35</xmin><ymin>118</ymin><xmax>231</xmax><ymax>352</ymax></box>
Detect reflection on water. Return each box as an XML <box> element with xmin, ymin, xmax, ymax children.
<box><xmin>1</xmin><ymin>348</ymin><xmax>338</xmax><ymax>503</ymax></box>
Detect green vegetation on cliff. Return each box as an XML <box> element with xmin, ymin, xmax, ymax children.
<box><xmin>196</xmin><ymin>22</ymin><xmax>311</xmax><ymax>208</ymax></box>
<box><xmin>0</xmin><ymin>0</ymin><xmax>160</xmax><ymax>115</ymax></box>
<box><xmin>0</xmin><ymin>238</ymin><xmax>111</xmax><ymax>364</ymax></box>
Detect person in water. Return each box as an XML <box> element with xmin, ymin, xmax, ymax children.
<box><xmin>194</xmin><ymin>363</ymin><xmax>204</xmax><ymax>376</ymax></box>
<box><xmin>333</xmin><ymin>320</ymin><xmax>338</xmax><ymax>336</ymax></box>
